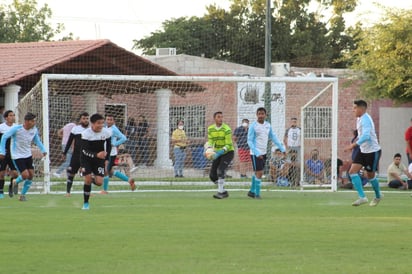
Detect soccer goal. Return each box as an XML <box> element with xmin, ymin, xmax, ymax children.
<box><xmin>16</xmin><ymin>74</ymin><xmax>338</xmax><ymax>194</ymax></box>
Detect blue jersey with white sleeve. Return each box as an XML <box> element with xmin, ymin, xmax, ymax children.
<box><xmin>356</xmin><ymin>113</ymin><xmax>381</xmax><ymax>153</ymax></box>
<box><xmin>106</xmin><ymin>124</ymin><xmax>127</xmax><ymax>156</ymax></box>
<box><xmin>247</xmin><ymin>121</ymin><xmax>285</xmax><ymax>157</ymax></box>
<box><xmin>0</xmin><ymin>124</ymin><xmax>46</xmax><ymax>159</ymax></box>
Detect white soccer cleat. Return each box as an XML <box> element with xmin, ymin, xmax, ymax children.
<box><xmin>352</xmin><ymin>197</ymin><xmax>368</xmax><ymax>206</ymax></box>
<box><xmin>369</xmin><ymin>194</ymin><xmax>383</xmax><ymax>207</ymax></box>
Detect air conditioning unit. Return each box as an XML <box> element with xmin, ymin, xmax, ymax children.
<box><xmin>271</xmin><ymin>62</ymin><xmax>290</xmax><ymax>76</ymax></box>
<box><xmin>156</xmin><ymin>48</ymin><xmax>176</xmax><ymax>56</ymax></box>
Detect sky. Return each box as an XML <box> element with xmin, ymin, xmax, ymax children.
<box><xmin>30</xmin><ymin>0</ymin><xmax>412</xmax><ymax>53</ymax></box>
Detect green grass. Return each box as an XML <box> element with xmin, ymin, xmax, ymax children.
<box><xmin>1</xmin><ymin>190</ymin><xmax>412</xmax><ymax>274</ymax></box>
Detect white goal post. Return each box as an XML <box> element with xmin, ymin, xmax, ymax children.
<box><xmin>16</xmin><ymin>74</ymin><xmax>338</xmax><ymax>194</ymax></box>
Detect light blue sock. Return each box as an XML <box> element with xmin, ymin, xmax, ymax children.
<box><xmin>103</xmin><ymin>176</ymin><xmax>109</xmax><ymax>191</ymax></box>
<box><xmin>350</xmin><ymin>173</ymin><xmax>365</xmax><ymax>198</ymax></box>
<box><xmin>113</xmin><ymin>170</ymin><xmax>129</xmax><ymax>182</ymax></box>
<box><xmin>15</xmin><ymin>175</ymin><xmax>23</xmax><ymax>184</ymax></box>
<box><xmin>369</xmin><ymin>177</ymin><xmax>381</xmax><ymax>199</ymax></box>
<box><xmin>21</xmin><ymin>180</ymin><xmax>32</xmax><ymax>195</ymax></box>
<box><xmin>255</xmin><ymin>178</ymin><xmax>262</xmax><ymax>196</ymax></box>
<box><xmin>250</xmin><ymin>175</ymin><xmax>256</xmax><ymax>193</ymax></box>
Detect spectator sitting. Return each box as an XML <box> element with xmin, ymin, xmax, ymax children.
<box><xmin>284</xmin><ymin>149</ymin><xmax>300</xmax><ymax>187</ymax></box>
<box><xmin>324</xmin><ymin>157</ymin><xmax>344</xmax><ymax>184</ymax></box>
<box><xmin>387</xmin><ymin>153</ymin><xmax>412</xmax><ymax>190</ymax></box>
<box><xmin>305</xmin><ymin>149</ymin><xmax>324</xmax><ymax>184</ymax></box>
<box><xmin>269</xmin><ymin>148</ymin><xmax>289</xmax><ymax>186</ymax></box>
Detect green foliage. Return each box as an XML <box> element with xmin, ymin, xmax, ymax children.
<box><xmin>2</xmin><ymin>191</ymin><xmax>412</xmax><ymax>273</ymax></box>
<box><xmin>347</xmin><ymin>8</ymin><xmax>412</xmax><ymax>103</ymax></box>
<box><xmin>0</xmin><ymin>0</ymin><xmax>63</xmax><ymax>42</ymax></box>
<box><xmin>134</xmin><ymin>0</ymin><xmax>357</xmax><ymax>68</ymax></box>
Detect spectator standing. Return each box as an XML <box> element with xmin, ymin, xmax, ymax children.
<box><xmin>284</xmin><ymin>117</ymin><xmax>301</xmax><ymax>161</ymax></box>
<box><xmin>233</xmin><ymin>118</ymin><xmax>251</xmax><ymax>178</ymax></box>
<box><xmin>171</xmin><ymin>120</ymin><xmax>188</xmax><ymax>178</ymax></box>
<box><xmin>54</xmin><ymin>115</ymin><xmax>77</xmax><ymax>177</ymax></box>
<box><xmin>405</xmin><ymin>118</ymin><xmax>412</xmax><ymax>164</ymax></box>
<box><xmin>136</xmin><ymin>115</ymin><xmax>149</xmax><ymax>166</ymax></box>
<box><xmin>387</xmin><ymin>153</ymin><xmax>412</xmax><ymax>190</ymax></box>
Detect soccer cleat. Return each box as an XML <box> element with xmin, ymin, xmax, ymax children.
<box><xmin>213</xmin><ymin>191</ymin><xmax>229</xmax><ymax>199</ymax></box>
<box><xmin>0</xmin><ymin>193</ymin><xmax>4</xmax><ymax>199</ymax></box>
<box><xmin>53</xmin><ymin>172</ymin><xmax>61</xmax><ymax>178</ymax></box>
<box><xmin>100</xmin><ymin>190</ymin><xmax>109</xmax><ymax>195</ymax></box>
<box><xmin>129</xmin><ymin>178</ymin><xmax>136</xmax><ymax>191</ymax></box>
<box><xmin>352</xmin><ymin>197</ymin><xmax>368</xmax><ymax>206</ymax></box>
<box><xmin>19</xmin><ymin>195</ymin><xmax>27</xmax><ymax>202</ymax></box>
<box><xmin>82</xmin><ymin>203</ymin><xmax>89</xmax><ymax>210</ymax></box>
<box><xmin>64</xmin><ymin>193</ymin><xmax>71</xmax><ymax>197</ymax></box>
<box><xmin>247</xmin><ymin>191</ymin><xmax>256</xmax><ymax>198</ymax></box>
<box><xmin>370</xmin><ymin>194</ymin><xmax>383</xmax><ymax>207</ymax></box>
<box><xmin>129</xmin><ymin>166</ymin><xmax>138</xmax><ymax>173</ymax></box>
<box><xmin>13</xmin><ymin>179</ymin><xmax>18</xmax><ymax>195</ymax></box>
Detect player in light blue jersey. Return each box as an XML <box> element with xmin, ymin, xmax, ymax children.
<box><xmin>344</xmin><ymin>100</ymin><xmax>382</xmax><ymax>207</ymax></box>
<box><xmin>100</xmin><ymin>114</ymin><xmax>136</xmax><ymax>194</ymax></box>
<box><xmin>247</xmin><ymin>107</ymin><xmax>286</xmax><ymax>199</ymax></box>
<box><xmin>0</xmin><ymin>112</ymin><xmax>47</xmax><ymax>201</ymax></box>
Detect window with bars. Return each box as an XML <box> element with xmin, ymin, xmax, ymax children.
<box><xmin>170</xmin><ymin>105</ymin><xmax>206</xmax><ymax>138</ymax></box>
<box><xmin>303</xmin><ymin>107</ymin><xmax>332</xmax><ymax>139</ymax></box>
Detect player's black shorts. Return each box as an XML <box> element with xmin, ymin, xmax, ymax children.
<box><xmin>251</xmin><ymin>154</ymin><xmax>267</xmax><ymax>172</ymax></box>
<box><xmin>0</xmin><ymin>155</ymin><xmax>17</xmax><ymax>171</ymax></box>
<box><xmin>353</xmin><ymin>150</ymin><xmax>381</xmax><ymax>172</ymax></box>
<box><xmin>81</xmin><ymin>158</ymin><xmax>106</xmax><ymax>177</ymax></box>
<box><xmin>13</xmin><ymin>157</ymin><xmax>34</xmax><ymax>173</ymax></box>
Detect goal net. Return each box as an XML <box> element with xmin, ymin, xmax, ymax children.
<box><xmin>16</xmin><ymin>74</ymin><xmax>338</xmax><ymax>194</ymax></box>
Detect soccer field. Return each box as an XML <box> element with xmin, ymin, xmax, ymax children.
<box><xmin>1</xmin><ymin>190</ymin><xmax>412</xmax><ymax>274</ymax></box>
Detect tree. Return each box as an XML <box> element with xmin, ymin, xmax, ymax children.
<box><xmin>133</xmin><ymin>0</ymin><xmax>358</xmax><ymax>68</ymax></box>
<box><xmin>347</xmin><ymin>8</ymin><xmax>412</xmax><ymax>103</ymax></box>
<box><xmin>0</xmin><ymin>0</ymin><xmax>64</xmax><ymax>43</ymax></box>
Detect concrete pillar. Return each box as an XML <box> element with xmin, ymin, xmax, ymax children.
<box><xmin>3</xmin><ymin>84</ymin><xmax>21</xmax><ymax>113</ymax></box>
<box><xmin>154</xmin><ymin>88</ymin><xmax>173</xmax><ymax>168</ymax></box>
<box><xmin>85</xmin><ymin>93</ymin><xmax>98</xmax><ymax>115</ymax></box>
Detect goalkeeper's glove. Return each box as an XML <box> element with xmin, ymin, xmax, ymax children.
<box><xmin>212</xmin><ymin>149</ymin><xmax>225</xmax><ymax>160</ymax></box>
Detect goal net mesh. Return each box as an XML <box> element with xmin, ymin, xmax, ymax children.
<box><xmin>16</xmin><ymin>75</ymin><xmax>337</xmax><ymax>194</ymax></box>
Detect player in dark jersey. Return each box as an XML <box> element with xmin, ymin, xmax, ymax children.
<box><xmin>62</xmin><ymin>112</ymin><xmax>89</xmax><ymax>197</ymax></box>
<box><xmin>80</xmin><ymin>113</ymin><xmax>112</xmax><ymax>210</ymax></box>
<box><xmin>0</xmin><ymin>110</ymin><xmax>18</xmax><ymax>198</ymax></box>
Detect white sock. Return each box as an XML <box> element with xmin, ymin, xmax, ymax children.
<box><xmin>218</xmin><ymin>178</ymin><xmax>225</xmax><ymax>193</ymax></box>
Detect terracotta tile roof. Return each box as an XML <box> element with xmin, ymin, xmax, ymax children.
<box><xmin>0</xmin><ymin>39</ymin><xmax>178</xmax><ymax>88</ymax></box>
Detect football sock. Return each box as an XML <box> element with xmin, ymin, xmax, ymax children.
<box><xmin>67</xmin><ymin>175</ymin><xmax>74</xmax><ymax>193</ymax></box>
<box><xmin>15</xmin><ymin>175</ymin><xmax>23</xmax><ymax>184</ymax></box>
<box><xmin>66</xmin><ymin>182</ymin><xmax>73</xmax><ymax>193</ymax></box>
<box><xmin>250</xmin><ymin>175</ymin><xmax>256</xmax><ymax>193</ymax></box>
<box><xmin>369</xmin><ymin>177</ymin><xmax>381</xmax><ymax>198</ymax></box>
<box><xmin>84</xmin><ymin>184</ymin><xmax>91</xmax><ymax>203</ymax></box>
<box><xmin>217</xmin><ymin>178</ymin><xmax>225</xmax><ymax>193</ymax></box>
<box><xmin>0</xmin><ymin>179</ymin><xmax>4</xmax><ymax>194</ymax></box>
<box><xmin>255</xmin><ymin>177</ymin><xmax>262</xmax><ymax>196</ymax></box>
<box><xmin>103</xmin><ymin>176</ymin><xmax>109</xmax><ymax>191</ymax></box>
<box><xmin>113</xmin><ymin>170</ymin><xmax>128</xmax><ymax>182</ymax></box>
<box><xmin>349</xmin><ymin>173</ymin><xmax>365</xmax><ymax>198</ymax></box>
<box><xmin>21</xmin><ymin>180</ymin><xmax>32</xmax><ymax>195</ymax></box>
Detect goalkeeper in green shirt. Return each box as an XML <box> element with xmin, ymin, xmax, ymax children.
<box><xmin>207</xmin><ymin>111</ymin><xmax>234</xmax><ymax>199</ymax></box>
